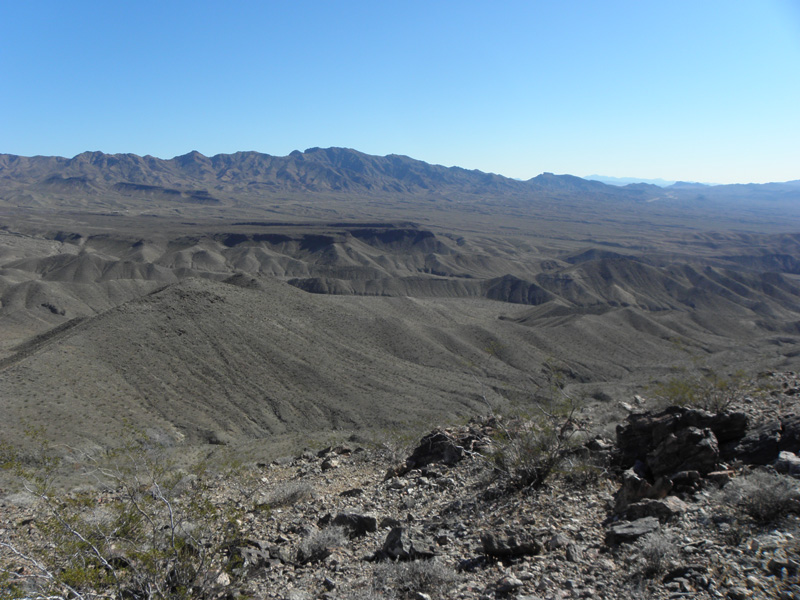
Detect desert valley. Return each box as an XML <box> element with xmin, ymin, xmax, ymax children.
<box><xmin>1</xmin><ymin>148</ymin><xmax>799</xmax><ymax>599</ymax></box>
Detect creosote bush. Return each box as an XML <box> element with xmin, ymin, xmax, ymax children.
<box><xmin>256</xmin><ymin>480</ymin><xmax>314</xmax><ymax>510</ymax></box>
<box><xmin>488</xmin><ymin>362</ymin><xmax>586</xmax><ymax>491</ymax></box>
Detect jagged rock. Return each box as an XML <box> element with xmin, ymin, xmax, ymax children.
<box><xmin>565</xmin><ymin>543</ymin><xmax>583</xmax><ymax>563</ymax></box>
<box><xmin>623</xmin><ymin>496</ymin><xmax>688</xmax><ymax>522</ymax></box>
<box><xmin>728</xmin><ymin>586</ymin><xmax>750</xmax><ymax>600</ymax></box>
<box><xmin>664</xmin><ymin>564</ymin><xmax>708</xmax><ymax>582</ymax></box>
<box><xmin>546</xmin><ymin>532</ymin><xmax>570</xmax><ymax>551</ymax></box>
<box><xmin>647</xmin><ymin>426</ymin><xmax>719</xmax><ymax>477</ymax></box>
<box><xmin>605</xmin><ymin>516</ymin><xmax>659</xmax><ymax>545</ymax></box>
<box><xmin>616</xmin><ymin>407</ymin><xmax>748</xmax><ymax>470</ymax></box>
<box><xmin>481</xmin><ymin>531</ymin><xmax>543</xmax><ymax>557</ymax></box>
<box><xmin>390</xmin><ymin>421</ymin><xmax>494</xmax><ymax>477</ymax></box>
<box><xmin>613</xmin><ymin>468</ymin><xmax>672</xmax><ymax>513</ymax></box>
<box><xmin>586</xmin><ymin>437</ymin><xmax>614</xmax><ymax>452</ymax></box>
<box><xmin>406</xmin><ymin>431</ymin><xmax>465</xmax><ymax>468</ymax></box>
<box><xmin>321</xmin><ymin>457</ymin><xmax>340</xmax><ymax>471</ymax></box>
<box><xmin>670</xmin><ymin>470</ymin><xmax>703</xmax><ymax>492</ymax></box>
<box><xmin>457</xmin><ymin>555</ymin><xmax>491</xmax><ymax>572</ymax></box>
<box><xmin>779</xmin><ymin>413</ymin><xmax>800</xmax><ymax>453</ymax></box>
<box><xmin>374</xmin><ymin>527</ymin><xmax>435</xmax><ymax>561</ymax></box>
<box><xmin>724</xmin><ymin>420</ymin><xmax>782</xmax><ymax>465</ymax></box>
<box><xmin>330</xmin><ymin>512</ymin><xmax>378</xmax><ymax>538</ymax></box>
<box><xmin>774</xmin><ymin>451</ymin><xmax>800</xmax><ymax>478</ymax></box>
<box><xmin>706</xmin><ymin>470</ymin><xmax>734</xmax><ymax>487</ymax></box>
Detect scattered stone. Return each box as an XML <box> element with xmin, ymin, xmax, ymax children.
<box><xmin>565</xmin><ymin>543</ymin><xmax>583</xmax><ymax>563</ymax></box>
<box><xmin>623</xmin><ymin>496</ymin><xmax>688</xmax><ymax>522</ymax></box>
<box><xmin>605</xmin><ymin>516</ymin><xmax>659</xmax><ymax>545</ymax></box>
<box><xmin>481</xmin><ymin>531</ymin><xmax>543</xmax><ymax>557</ymax></box>
<box><xmin>774</xmin><ymin>451</ymin><xmax>800</xmax><ymax>478</ymax></box>
<box><xmin>495</xmin><ymin>575</ymin><xmax>524</xmax><ymax>593</ymax></box>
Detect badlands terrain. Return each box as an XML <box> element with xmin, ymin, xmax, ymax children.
<box><xmin>1</xmin><ymin>147</ymin><xmax>800</xmax><ymax>458</ymax></box>
<box><xmin>1</xmin><ymin>148</ymin><xmax>800</xmax><ymax>600</ymax></box>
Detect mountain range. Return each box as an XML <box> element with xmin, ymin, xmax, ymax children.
<box><xmin>2</xmin><ymin>147</ymin><xmax>799</xmax><ymax>210</ymax></box>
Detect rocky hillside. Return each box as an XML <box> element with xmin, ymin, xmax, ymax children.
<box><xmin>2</xmin><ymin>373</ymin><xmax>799</xmax><ymax>599</ymax></box>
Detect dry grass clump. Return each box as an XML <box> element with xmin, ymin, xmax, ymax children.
<box><xmin>258</xmin><ymin>480</ymin><xmax>315</xmax><ymax>509</ymax></box>
<box><xmin>722</xmin><ymin>470</ymin><xmax>800</xmax><ymax>523</ymax></box>
<box><xmin>372</xmin><ymin>558</ymin><xmax>459</xmax><ymax>599</ymax></box>
<box><xmin>636</xmin><ymin>531</ymin><xmax>678</xmax><ymax>577</ymax></box>
<box><xmin>297</xmin><ymin>526</ymin><xmax>348</xmax><ymax>564</ymax></box>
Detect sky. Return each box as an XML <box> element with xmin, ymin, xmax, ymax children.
<box><xmin>1</xmin><ymin>1</ymin><xmax>799</xmax><ymax>184</ymax></box>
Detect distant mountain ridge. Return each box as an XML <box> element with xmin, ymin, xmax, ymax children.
<box><xmin>584</xmin><ymin>174</ymin><xmax>680</xmax><ymax>187</ymax></box>
<box><xmin>0</xmin><ymin>147</ymin><xmax>618</xmax><ymax>199</ymax></box>
<box><xmin>1</xmin><ymin>147</ymin><xmax>798</xmax><ymax>210</ymax></box>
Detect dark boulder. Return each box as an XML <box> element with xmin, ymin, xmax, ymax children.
<box><xmin>481</xmin><ymin>530</ymin><xmax>543</xmax><ymax>558</ymax></box>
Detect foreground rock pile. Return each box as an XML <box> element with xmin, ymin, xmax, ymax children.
<box><xmin>2</xmin><ymin>374</ymin><xmax>800</xmax><ymax>599</ymax></box>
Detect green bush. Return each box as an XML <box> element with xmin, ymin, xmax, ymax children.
<box><xmin>649</xmin><ymin>369</ymin><xmax>760</xmax><ymax>413</ymax></box>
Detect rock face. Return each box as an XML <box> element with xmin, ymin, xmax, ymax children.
<box><xmin>615</xmin><ymin>406</ymin><xmax>748</xmax><ymax>475</ymax></box>
<box><xmin>609</xmin><ymin>398</ymin><xmax>800</xmax><ymax>555</ymax></box>
<box><xmin>615</xmin><ymin>404</ymin><xmax>800</xmax><ymax>483</ymax></box>
<box><xmin>387</xmin><ymin>421</ymin><xmax>494</xmax><ymax>477</ymax></box>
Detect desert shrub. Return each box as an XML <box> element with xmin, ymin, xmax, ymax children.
<box><xmin>257</xmin><ymin>480</ymin><xmax>314</xmax><ymax>509</ymax></box>
<box><xmin>649</xmin><ymin>369</ymin><xmax>756</xmax><ymax>412</ymax></box>
<box><xmin>0</xmin><ymin>437</ymin><xmax>243</xmax><ymax>600</ymax></box>
<box><xmin>722</xmin><ymin>470</ymin><xmax>800</xmax><ymax>523</ymax></box>
<box><xmin>489</xmin><ymin>364</ymin><xmax>585</xmax><ymax>490</ymax></box>
<box><xmin>636</xmin><ymin>532</ymin><xmax>678</xmax><ymax>577</ymax></box>
<box><xmin>563</xmin><ymin>454</ymin><xmax>607</xmax><ymax>487</ymax></box>
<box><xmin>373</xmin><ymin>558</ymin><xmax>458</xmax><ymax>599</ymax></box>
<box><xmin>297</xmin><ymin>526</ymin><xmax>347</xmax><ymax>563</ymax></box>
<box><xmin>491</xmin><ymin>416</ymin><xmax>579</xmax><ymax>489</ymax></box>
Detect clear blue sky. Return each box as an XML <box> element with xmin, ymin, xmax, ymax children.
<box><xmin>1</xmin><ymin>1</ymin><xmax>798</xmax><ymax>183</ymax></box>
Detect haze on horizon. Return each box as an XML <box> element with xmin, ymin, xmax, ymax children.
<box><xmin>1</xmin><ymin>1</ymin><xmax>798</xmax><ymax>185</ymax></box>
